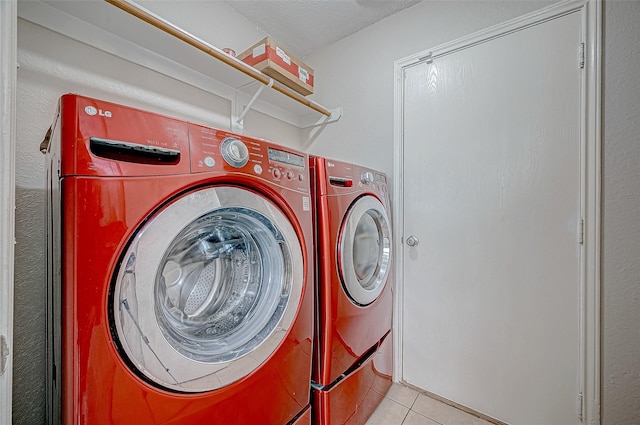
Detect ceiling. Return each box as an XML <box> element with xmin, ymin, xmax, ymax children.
<box><xmin>224</xmin><ymin>0</ymin><xmax>422</xmax><ymax>58</ymax></box>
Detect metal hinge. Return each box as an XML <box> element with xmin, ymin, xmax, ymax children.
<box><xmin>0</xmin><ymin>335</ymin><xmax>8</xmax><ymax>376</ymax></box>
<box><xmin>419</xmin><ymin>52</ymin><xmax>433</xmax><ymax>64</ymax></box>
<box><xmin>578</xmin><ymin>218</ymin><xmax>584</xmax><ymax>245</ymax></box>
<box><xmin>579</xmin><ymin>43</ymin><xmax>585</xmax><ymax>69</ymax></box>
<box><xmin>578</xmin><ymin>392</ymin><xmax>584</xmax><ymax>421</ymax></box>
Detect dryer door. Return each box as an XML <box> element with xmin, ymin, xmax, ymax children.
<box><xmin>111</xmin><ymin>186</ymin><xmax>304</xmax><ymax>392</ymax></box>
<box><xmin>338</xmin><ymin>195</ymin><xmax>392</xmax><ymax>306</ymax></box>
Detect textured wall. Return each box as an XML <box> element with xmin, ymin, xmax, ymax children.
<box><xmin>14</xmin><ymin>21</ymin><xmax>227</xmax><ymax>423</ymax></box>
<box><xmin>602</xmin><ymin>1</ymin><xmax>640</xmax><ymax>423</ymax></box>
<box><xmin>13</xmin><ymin>1</ymin><xmax>640</xmax><ymax>423</ymax></box>
<box><xmin>13</xmin><ymin>4</ymin><xmax>297</xmax><ymax>422</ymax></box>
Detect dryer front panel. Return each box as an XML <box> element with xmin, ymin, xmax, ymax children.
<box><xmin>111</xmin><ymin>185</ymin><xmax>303</xmax><ymax>392</ymax></box>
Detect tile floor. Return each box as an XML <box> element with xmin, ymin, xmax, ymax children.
<box><xmin>365</xmin><ymin>384</ymin><xmax>495</xmax><ymax>425</ymax></box>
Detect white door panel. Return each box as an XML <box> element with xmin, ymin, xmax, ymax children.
<box><xmin>402</xmin><ymin>11</ymin><xmax>582</xmax><ymax>425</ymax></box>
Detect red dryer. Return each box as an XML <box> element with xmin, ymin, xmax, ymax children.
<box><xmin>45</xmin><ymin>94</ymin><xmax>315</xmax><ymax>424</ymax></box>
<box><xmin>309</xmin><ymin>156</ymin><xmax>394</xmax><ymax>425</ymax></box>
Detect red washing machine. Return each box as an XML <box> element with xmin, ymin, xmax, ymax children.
<box><xmin>309</xmin><ymin>157</ymin><xmax>393</xmax><ymax>425</ymax></box>
<box><xmin>44</xmin><ymin>94</ymin><xmax>315</xmax><ymax>425</ymax></box>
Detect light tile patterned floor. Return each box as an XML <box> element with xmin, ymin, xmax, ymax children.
<box><xmin>365</xmin><ymin>384</ymin><xmax>495</xmax><ymax>425</ymax></box>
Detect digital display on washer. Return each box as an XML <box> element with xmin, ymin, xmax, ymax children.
<box><xmin>268</xmin><ymin>148</ymin><xmax>304</xmax><ymax>167</ymax></box>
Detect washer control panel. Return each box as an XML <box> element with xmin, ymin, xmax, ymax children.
<box><xmin>189</xmin><ymin>123</ymin><xmax>308</xmax><ymax>192</ymax></box>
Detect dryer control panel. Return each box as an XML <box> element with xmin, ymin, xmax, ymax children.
<box><xmin>318</xmin><ymin>157</ymin><xmax>388</xmax><ymax>197</ymax></box>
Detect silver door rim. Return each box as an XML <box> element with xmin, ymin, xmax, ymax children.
<box><xmin>338</xmin><ymin>195</ymin><xmax>392</xmax><ymax>306</ymax></box>
<box><xmin>111</xmin><ymin>186</ymin><xmax>304</xmax><ymax>392</ymax></box>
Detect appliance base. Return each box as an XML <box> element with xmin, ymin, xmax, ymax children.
<box><xmin>313</xmin><ymin>332</ymin><xmax>392</xmax><ymax>425</ymax></box>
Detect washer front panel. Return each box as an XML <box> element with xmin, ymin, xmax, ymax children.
<box><xmin>338</xmin><ymin>195</ymin><xmax>392</xmax><ymax>306</ymax></box>
<box><xmin>112</xmin><ymin>186</ymin><xmax>304</xmax><ymax>392</ymax></box>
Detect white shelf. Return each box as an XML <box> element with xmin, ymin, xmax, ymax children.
<box><xmin>17</xmin><ymin>0</ymin><xmax>340</xmax><ymax>129</ymax></box>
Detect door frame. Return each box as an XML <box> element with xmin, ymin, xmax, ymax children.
<box><xmin>392</xmin><ymin>0</ymin><xmax>601</xmax><ymax>423</ymax></box>
<box><xmin>0</xmin><ymin>0</ymin><xmax>17</xmax><ymax>423</ymax></box>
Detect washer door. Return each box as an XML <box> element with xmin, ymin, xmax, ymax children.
<box><xmin>338</xmin><ymin>195</ymin><xmax>392</xmax><ymax>306</ymax></box>
<box><xmin>111</xmin><ymin>186</ymin><xmax>304</xmax><ymax>393</ymax></box>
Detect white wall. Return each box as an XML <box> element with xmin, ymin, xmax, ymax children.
<box><xmin>306</xmin><ymin>1</ymin><xmax>556</xmax><ymax>177</ymax></box>
<box><xmin>307</xmin><ymin>0</ymin><xmax>640</xmax><ymax>423</ymax></box>
<box><xmin>12</xmin><ymin>0</ymin><xmax>640</xmax><ymax>423</ymax></box>
<box><xmin>13</xmin><ymin>1</ymin><xmax>300</xmax><ymax>422</ymax></box>
<box><xmin>602</xmin><ymin>2</ymin><xmax>640</xmax><ymax>423</ymax></box>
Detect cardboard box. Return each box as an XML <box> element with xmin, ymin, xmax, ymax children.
<box><xmin>238</xmin><ymin>37</ymin><xmax>314</xmax><ymax>96</ymax></box>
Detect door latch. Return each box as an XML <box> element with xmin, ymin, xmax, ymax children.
<box><xmin>406</xmin><ymin>235</ymin><xmax>420</xmax><ymax>247</ymax></box>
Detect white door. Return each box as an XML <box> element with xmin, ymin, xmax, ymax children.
<box><xmin>401</xmin><ymin>11</ymin><xmax>583</xmax><ymax>425</ymax></box>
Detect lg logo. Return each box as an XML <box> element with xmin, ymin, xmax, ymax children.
<box><xmin>84</xmin><ymin>106</ymin><xmax>112</xmax><ymax>118</ymax></box>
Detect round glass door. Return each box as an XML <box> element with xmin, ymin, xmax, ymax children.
<box><xmin>111</xmin><ymin>186</ymin><xmax>304</xmax><ymax>392</ymax></box>
<box><xmin>338</xmin><ymin>195</ymin><xmax>392</xmax><ymax>306</ymax></box>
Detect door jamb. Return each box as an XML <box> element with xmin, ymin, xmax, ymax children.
<box><xmin>0</xmin><ymin>0</ymin><xmax>17</xmax><ymax>423</ymax></box>
<box><xmin>392</xmin><ymin>1</ymin><xmax>601</xmax><ymax>423</ymax></box>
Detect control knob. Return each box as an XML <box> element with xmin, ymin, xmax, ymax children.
<box><xmin>361</xmin><ymin>171</ymin><xmax>374</xmax><ymax>184</ymax></box>
<box><xmin>220</xmin><ymin>137</ymin><xmax>249</xmax><ymax>168</ymax></box>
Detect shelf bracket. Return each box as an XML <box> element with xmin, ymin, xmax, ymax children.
<box><xmin>302</xmin><ymin>107</ymin><xmax>342</xmax><ymax>129</ymax></box>
<box><xmin>233</xmin><ymin>78</ymin><xmax>274</xmax><ymax>132</ymax></box>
